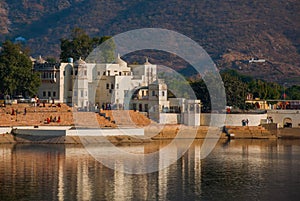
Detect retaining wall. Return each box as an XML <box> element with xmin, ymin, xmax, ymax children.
<box><xmin>201</xmin><ymin>113</ymin><xmax>267</xmax><ymax>126</ymax></box>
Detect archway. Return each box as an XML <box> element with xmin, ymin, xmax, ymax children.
<box><xmin>283</xmin><ymin>117</ymin><xmax>292</xmax><ymax>128</ymax></box>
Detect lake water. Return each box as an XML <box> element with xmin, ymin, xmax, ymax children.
<box><xmin>0</xmin><ymin>139</ymin><xmax>300</xmax><ymax>201</ymax></box>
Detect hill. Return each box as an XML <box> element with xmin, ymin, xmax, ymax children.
<box><xmin>0</xmin><ymin>0</ymin><xmax>299</xmax><ymax>85</ymax></box>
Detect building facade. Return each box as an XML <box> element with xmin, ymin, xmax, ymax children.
<box><xmin>33</xmin><ymin>55</ymin><xmax>201</xmax><ymax>125</ymax></box>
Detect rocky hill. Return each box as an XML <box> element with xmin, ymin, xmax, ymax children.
<box><xmin>0</xmin><ymin>0</ymin><xmax>299</xmax><ymax>85</ymax></box>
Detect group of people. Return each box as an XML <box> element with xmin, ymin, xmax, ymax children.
<box><xmin>11</xmin><ymin>108</ymin><xmax>26</xmax><ymax>115</ymax></box>
<box><xmin>242</xmin><ymin>119</ymin><xmax>249</xmax><ymax>126</ymax></box>
<box><xmin>102</xmin><ymin>103</ymin><xmax>112</xmax><ymax>110</ymax></box>
<box><xmin>44</xmin><ymin>116</ymin><xmax>61</xmax><ymax>124</ymax></box>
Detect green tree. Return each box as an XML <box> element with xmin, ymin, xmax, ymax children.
<box><xmin>0</xmin><ymin>41</ymin><xmax>40</xmax><ymax>97</ymax></box>
<box><xmin>221</xmin><ymin>71</ymin><xmax>248</xmax><ymax>109</ymax></box>
<box><xmin>60</xmin><ymin>28</ymin><xmax>115</xmax><ymax>62</ymax></box>
<box><xmin>190</xmin><ymin>79</ymin><xmax>211</xmax><ymax>112</ymax></box>
<box><xmin>248</xmin><ymin>79</ymin><xmax>281</xmax><ymax>100</ymax></box>
<box><xmin>286</xmin><ymin>85</ymin><xmax>300</xmax><ymax>99</ymax></box>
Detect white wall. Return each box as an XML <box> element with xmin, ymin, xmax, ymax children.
<box><xmin>201</xmin><ymin>113</ymin><xmax>268</xmax><ymax>126</ymax></box>
<box><xmin>159</xmin><ymin>113</ymin><xmax>179</xmax><ymax>124</ymax></box>
<box><xmin>267</xmin><ymin>110</ymin><xmax>300</xmax><ymax>128</ymax></box>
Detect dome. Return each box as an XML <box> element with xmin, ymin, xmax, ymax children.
<box><xmin>75</xmin><ymin>57</ymin><xmax>86</xmax><ymax>66</ymax></box>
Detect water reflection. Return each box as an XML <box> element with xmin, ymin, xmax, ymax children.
<box><xmin>0</xmin><ymin>140</ymin><xmax>300</xmax><ymax>200</ymax></box>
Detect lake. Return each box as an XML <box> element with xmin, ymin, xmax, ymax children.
<box><xmin>0</xmin><ymin>139</ymin><xmax>300</xmax><ymax>201</ymax></box>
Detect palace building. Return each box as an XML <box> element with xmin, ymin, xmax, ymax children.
<box><xmin>33</xmin><ymin>55</ymin><xmax>201</xmax><ymax>125</ymax></box>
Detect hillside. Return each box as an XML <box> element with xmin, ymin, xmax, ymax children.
<box><xmin>0</xmin><ymin>0</ymin><xmax>299</xmax><ymax>85</ymax></box>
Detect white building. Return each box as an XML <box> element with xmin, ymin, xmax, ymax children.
<box><xmin>33</xmin><ymin>55</ymin><xmax>201</xmax><ymax>125</ymax></box>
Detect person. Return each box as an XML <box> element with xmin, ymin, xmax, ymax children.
<box><xmin>11</xmin><ymin>108</ymin><xmax>15</xmax><ymax>115</ymax></box>
<box><xmin>242</xmin><ymin>119</ymin><xmax>246</xmax><ymax>126</ymax></box>
<box><xmin>57</xmin><ymin>116</ymin><xmax>61</xmax><ymax>123</ymax></box>
<box><xmin>24</xmin><ymin>107</ymin><xmax>27</xmax><ymax>115</ymax></box>
<box><xmin>37</xmin><ymin>98</ymin><xmax>40</xmax><ymax>107</ymax></box>
<box><xmin>246</xmin><ymin>119</ymin><xmax>249</xmax><ymax>126</ymax></box>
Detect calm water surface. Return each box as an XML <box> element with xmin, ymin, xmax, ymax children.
<box><xmin>0</xmin><ymin>140</ymin><xmax>300</xmax><ymax>201</ymax></box>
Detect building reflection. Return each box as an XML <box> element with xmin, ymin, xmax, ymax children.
<box><xmin>5</xmin><ymin>140</ymin><xmax>299</xmax><ymax>200</ymax></box>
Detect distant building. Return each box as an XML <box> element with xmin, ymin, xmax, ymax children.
<box><xmin>249</xmin><ymin>58</ymin><xmax>266</xmax><ymax>63</ymax></box>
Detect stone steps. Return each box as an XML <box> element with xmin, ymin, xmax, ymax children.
<box><xmin>102</xmin><ymin>110</ymin><xmax>151</xmax><ymax>127</ymax></box>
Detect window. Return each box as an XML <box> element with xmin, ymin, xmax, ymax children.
<box><xmin>106</xmin><ymin>83</ymin><xmax>109</xmax><ymax>89</ymax></box>
<box><xmin>84</xmin><ymin>70</ymin><xmax>87</xmax><ymax>76</ymax></box>
<box><xmin>107</xmin><ymin>70</ymin><xmax>110</xmax><ymax>76</ymax></box>
<box><xmin>152</xmin><ymin>91</ymin><xmax>155</xmax><ymax>96</ymax></box>
<box><xmin>48</xmin><ymin>91</ymin><xmax>51</xmax><ymax>97</ymax></box>
<box><xmin>75</xmin><ymin>70</ymin><xmax>78</xmax><ymax>76</ymax></box>
<box><xmin>162</xmin><ymin>91</ymin><xmax>165</xmax><ymax>96</ymax></box>
<box><xmin>53</xmin><ymin>91</ymin><xmax>56</xmax><ymax>97</ymax></box>
<box><xmin>98</xmin><ymin>71</ymin><xmax>101</xmax><ymax>76</ymax></box>
<box><xmin>116</xmin><ymin>84</ymin><xmax>119</xmax><ymax>89</ymax></box>
<box><xmin>119</xmin><ymin>72</ymin><xmax>122</xmax><ymax>76</ymax></box>
<box><xmin>103</xmin><ymin>71</ymin><xmax>106</xmax><ymax>75</ymax></box>
<box><xmin>43</xmin><ymin>91</ymin><xmax>46</xmax><ymax>97</ymax></box>
<box><xmin>81</xmin><ymin>90</ymin><xmax>83</xmax><ymax>97</ymax></box>
<box><xmin>85</xmin><ymin>91</ymin><xmax>87</xmax><ymax>97</ymax></box>
<box><xmin>111</xmin><ymin>84</ymin><xmax>114</xmax><ymax>89</ymax></box>
<box><xmin>63</xmin><ymin>71</ymin><xmax>65</xmax><ymax>76</ymax></box>
<box><xmin>74</xmin><ymin>91</ymin><xmax>77</xmax><ymax>96</ymax></box>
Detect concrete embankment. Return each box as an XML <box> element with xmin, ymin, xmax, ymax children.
<box><xmin>0</xmin><ymin>133</ymin><xmax>151</xmax><ymax>145</ymax></box>
<box><xmin>277</xmin><ymin>128</ymin><xmax>300</xmax><ymax>139</ymax></box>
<box><xmin>0</xmin><ymin>125</ymin><xmax>278</xmax><ymax>144</ymax></box>
<box><xmin>149</xmin><ymin>125</ymin><xmax>277</xmax><ymax>140</ymax></box>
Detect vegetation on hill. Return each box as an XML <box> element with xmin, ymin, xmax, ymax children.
<box><xmin>0</xmin><ymin>41</ymin><xmax>40</xmax><ymax>98</ymax></box>
<box><xmin>0</xmin><ymin>0</ymin><xmax>299</xmax><ymax>85</ymax></box>
<box><xmin>190</xmin><ymin>69</ymin><xmax>294</xmax><ymax>112</ymax></box>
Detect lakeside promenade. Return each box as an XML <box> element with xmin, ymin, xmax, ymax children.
<box><xmin>1</xmin><ymin>103</ymin><xmax>299</xmax><ymax>144</ymax></box>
